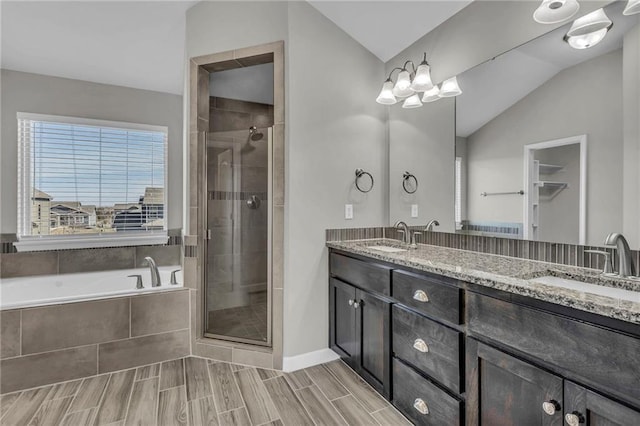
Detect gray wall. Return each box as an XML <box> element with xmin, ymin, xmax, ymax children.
<box><xmin>185</xmin><ymin>1</ymin><xmax>387</xmax><ymax>358</ymax></box>
<box><xmin>536</xmin><ymin>145</ymin><xmax>580</xmax><ymax>244</ymax></box>
<box><xmin>0</xmin><ymin>69</ymin><xmax>184</xmax><ymax>233</ymax></box>
<box><xmin>465</xmin><ymin>50</ymin><xmax>623</xmax><ymax>246</ymax></box>
<box><xmin>623</xmin><ymin>22</ymin><xmax>640</xmax><ymax>248</ymax></box>
<box><xmin>388</xmin><ymin>98</ymin><xmax>455</xmax><ymax>230</ymax></box>
<box><xmin>210</xmin><ymin>63</ymin><xmax>274</xmax><ymax>105</ymax></box>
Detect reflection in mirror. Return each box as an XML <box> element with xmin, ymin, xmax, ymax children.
<box><xmin>455</xmin><ymin>1</ymin><xmax>640</xmax><ymax>248</ymax></box>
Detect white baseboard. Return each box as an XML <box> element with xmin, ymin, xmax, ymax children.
<box><xmin>282</xmin><ymin>348</ymin><xmax>340</xmax><ymax>372</ymax></box>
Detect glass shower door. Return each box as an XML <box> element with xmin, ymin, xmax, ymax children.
<box><xmin>204</xmin><ymin>127</ymin><xmax>271</xmax><ymax>346</ymax></box>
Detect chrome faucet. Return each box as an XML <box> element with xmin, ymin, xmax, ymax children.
<box><xmin>144</xmin><ymin>256</ymin><xmax>162</xmax><ymax>287</ymax></box>
<box><xmin>394</xmin><ymin>221</ymin><xmax>410</xmax><ymax>245</ymax></box>
<box><xmin>424</xmin><ymin>220</ymin><xmax>440</xmax><ymax>232</ymax></box>
<box><xmin>603</xmin><ymin>233</ymin><xmax>636</xmax><ymax>278</ymax></box>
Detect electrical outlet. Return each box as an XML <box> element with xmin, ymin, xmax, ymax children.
<box><xmin>411</xmin><ymin>204</ymin><xmax>419</xmax><ymax>218</ymax></box>
<box><xmin>345</xmin><ymin>204</ymin><xmax>354</xmax><ymax>220</ymax></box>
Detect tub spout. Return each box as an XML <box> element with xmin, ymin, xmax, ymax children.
<box><xmin>144</xmin><ymin>257</ymin><xmax>162</xmax><ymax>287</ymax></box>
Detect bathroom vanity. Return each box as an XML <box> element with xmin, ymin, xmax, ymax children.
<box><xmin>327</xmin><ymin>240</ymin><xmax>640</xmax><ymax>425</ymax></box>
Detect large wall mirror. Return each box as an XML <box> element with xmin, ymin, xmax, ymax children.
<box><xmin>390</xmin><ymin>1</ymin><xmax>640</xmax><ymax>249</ymax></box>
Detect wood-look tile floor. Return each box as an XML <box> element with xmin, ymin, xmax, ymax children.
<box><xmin>0</xmin><ymin>357</ymin><xmax>410</xmax><ymax>426</ymax></box>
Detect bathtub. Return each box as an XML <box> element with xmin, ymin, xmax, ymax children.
<box><xmin>0</xmin><ymin>266</ymin><xmax>184</xmax><ymax>310</ymax></box>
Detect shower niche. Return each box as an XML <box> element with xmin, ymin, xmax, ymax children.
<box><xmin>200</xmin><ymin>51</ymin><xmax>277</xmax><ymax>347</ymax></box>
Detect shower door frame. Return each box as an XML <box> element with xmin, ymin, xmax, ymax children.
<box><xmin>203</xmin><ymin>128</ymin><xmax>273</xmax><ymax>347</ymax></box>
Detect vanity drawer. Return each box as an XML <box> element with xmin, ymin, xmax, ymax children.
<box><xmin>330</xmin><ymin>253</ymin><xmax>391</xmax><ymax>296</ymax></box>
<box><xmin>392</xmin><ymin>270</ymin><xmax>462</xmax><ymax>324</ymax></box>
<box><xmin>392</xmin><ymin>305</ymin><xmax>462</xmax><ymax>393</ymax></box>
<box><xmin>468</xmin><ymin>292</ymin><xmax>640</xmax><ymax>408</ymax></box>
<box><xmin>392</xmin><ymin>358</ymin><xmax>462</xmax><ymax>426</ymax></box>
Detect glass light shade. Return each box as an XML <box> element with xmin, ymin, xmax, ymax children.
<box><xmin>410</xmin><ymin>64</ymin><xmax>434</xmax><ymax>92</ymax></box>
<box><xmin>439</xmin><ymin>76</ymin><xmax>462</xmax><ymax>97</ymax></box>
<box><xmin>533</xmin><ymin>0</ymin><xmax>580</xmax><ymax>24</ymax></box>
<box><xmin>624</xmin><ymin>0</ymin><xmax>640</xmax><ymax>15</ymax></box>
<box><xmin>421</xmin><ymin>86</ymin><xmax>441</xmax><ymax>102</ymax></box>
<box><xmin>565</xmin><ymin>27</ymin><xmax>608</xmax><ymax>49</ymax></box>
<box><xmin>376</xmin><ymin>80</ymin><xmax>397</xmax><ymax>105</ymax></box>
<box><xmin>566</xmin><ymin>9</ymin><xmax>611</xmax><ymax>37</ymax></box>
<box><xmin>402</xmin><ymin>94</ymin><xmax>423</xmax><ymax>109</ymax></box>
<box><xmin>392</xmin><ymin>70</ymin><xmax>415</xmax><ymax>98</ymax></box>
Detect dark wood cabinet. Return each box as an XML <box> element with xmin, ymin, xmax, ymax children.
<box><xmin>564</xmin><ymin>381</ymin><xmax>640</xmax><ymax>426</ymax></box>
<box><xmin>466</xmin><ymin>338</ymin><xmax>564</xmax><ymax>426</ymax></box>
<box><xmin>329</xmin><ymin>277</ymin><xmax>391</xmax><ymax>398</ymax></box>
<box><xmin>328</xmin><ymin>248</ymin><xmax>640</xmax><ymax>425</ymax></box>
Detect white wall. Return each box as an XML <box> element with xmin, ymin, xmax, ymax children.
<box><xmin>0</xmin><ymin>69</ymin><xmax>184</xmax><ymax>233</ymax></box>
<box><xmin>465</xmin><ymin>50</ymin><xmax>623</xmax><ymax>246</ymax></box>
<box><xmin>184</xmin><ymin>1</ymin><xmax>387</xmax><ymax>358</ymax></box>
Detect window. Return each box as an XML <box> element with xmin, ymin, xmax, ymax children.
<box><xmin>16</xmin><ymin>113</ymin><xmax>168</xmax><ymax>251</ymax></box>
<box><xmin>455</xmin><ymin>156</ymin><xmax>463</xmax><ymax>228</ymax></box>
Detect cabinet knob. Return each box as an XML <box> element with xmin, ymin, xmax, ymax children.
<box><xmin>413</xmin><ymin>290</ymin><xmax>429</xmax><ymax>302</ymax></box>
<box><xmin>542</xmin><ymin>400</ymin><xmax>560</xmax><ymax>416</ymax></box>
<box><xmin>353</xmin><ymin>301</ymin><xmax>360</xmax><ymax>309</ymax></box>
<box><xmin>413</xmin><ymin>398</ymin><xmax>429</xmax><ymax>415</ymax></box>
<box><xmin>348</xmin><ymin>299</ymin><xmax>354</xmax><ymax>306</ymax></box>
<box><xmin>413</xmin><ymin>338</ymin><xmax>429</xmax><ymax>353</ymax></box>
<box><xmin>565</xmin><ymin>412</ymin><xmax>584</xmax><ymax>426</ymax></box>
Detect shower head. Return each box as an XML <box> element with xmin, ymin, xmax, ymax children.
<box><xmin>249</xmin><ymin>126</ymin><xmax>264</xmax><ymax>141</ymax></box>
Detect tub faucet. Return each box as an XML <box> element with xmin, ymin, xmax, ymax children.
<box><xmin>144</xmin><ymin>257</ymin><xmax>162</xmax><ymax>287</ymax></box>
<box><xmin>603</xmin><ymin>233</ymin><xmax>636</xmax><ymax>278</ymax></box>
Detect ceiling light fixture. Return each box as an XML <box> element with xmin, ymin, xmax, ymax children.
<box><xmin>624</xmin><ymin>0</ymin><xmax>640</xmax><ymax>15</ymax></box>
<box><xmin>564</xmin><ymin>8</ymin><xmax>612</xmax><ymax>49</ymax></box>
<box><xmin>376</xmin><ymin>52</ymin><xmax>461</xmax><ymax>107</ymax></box>
<box><xmin>533</xmin><ymin>0</ymin><xmax>580</xmax><ymax>24</ymax></box>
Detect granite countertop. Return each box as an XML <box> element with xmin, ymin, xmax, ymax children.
<box><xmin>327</xmin><ymin>238</ymin><xmax>640</xmax><ymax>325</ymax></box>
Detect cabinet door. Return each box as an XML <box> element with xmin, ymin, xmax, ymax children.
<box><xmin>466</xmin><ymin>339</ymin><xmax>563</xmax><ymax>426</ymax></box>
<box><xmin>356</xmin><ymin>289</ymin><xmax>391</xmax><ymax>398</ymax></box>
<box><xmin>329</xmin><ymin>278</ymin><xmax>357</xmax><ymax>367</ymax></box>
<box><xmin>564</xmin><ymin>381</ymin><xmax>640</xmax><ymax>426</ymax></box>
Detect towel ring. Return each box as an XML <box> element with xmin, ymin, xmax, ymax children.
<box><xmin>403</xmin><ymin>172</ymin><xmax>418</xmax><ymax>194</ymax></box>
<box><xmin>355</xmin><ymin>169</ymin><xmax>374</xmax><ymax>193</ymax></box>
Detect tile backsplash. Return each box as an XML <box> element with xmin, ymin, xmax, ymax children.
<box><xmin>326</xmin><ymin>226</ymin><xmax>640</xmax><ymax>272</ymax></box>
<box><xmin>0</xmin><ymin>229</ymin><xmax>183</xmax><ymax>278</ymax></box>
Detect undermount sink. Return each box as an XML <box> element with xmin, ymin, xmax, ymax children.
<box><xmin>367</xmin><ymin>245</ymin><xmax>407</xmax><ymax>253</ymax></box>
<box><xmin>528</xmin><ymin>275</ymin><xmax>640</xmax><ymax>303</ymax></box>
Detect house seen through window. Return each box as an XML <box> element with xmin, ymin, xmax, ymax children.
<box><xmin>17</xmin><ymin>113</ymin><xmax>167</xmax><ymax>246</ymax></box>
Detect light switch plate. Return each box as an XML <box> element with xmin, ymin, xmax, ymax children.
<box><xmin>345</xmin><ymin>204</ymin><xmax>353</xmax><ymax>220</ymax></box>
<box><xmin>411</xmin><ymin>204</ymin><xmax>419</xmax><ymax>218</ymax></box>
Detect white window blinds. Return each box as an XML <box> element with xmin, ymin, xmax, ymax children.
<box><xmin>17</xmin><ymin>113</ymin><xmax>168</xmax><ymax>249</ymax></box>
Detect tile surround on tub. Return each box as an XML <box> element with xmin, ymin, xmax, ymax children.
<box><xmin>0</xmin><ymin>289</ymin><xmax>190</xmax><ymax>393</ymax></box>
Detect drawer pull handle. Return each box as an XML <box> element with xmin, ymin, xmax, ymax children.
<box><xmin>413</xmin><ymin>339</ymin><xmax>429</xmax><ymax>353</ymax></box>
<box><xmin>413</xmin><ymin>398</ymin><xmax>429</xmax><ymax>415</ymax></box>
<box><xmin>413</xmin><ymin>290</ymin><xmax>429</xmax><ymax>302</ymax></box>
<box><xmin>542</xmin><ymin>400</ymin><xmax>560</xmax><ymax>416</ymax></box>
<box><xmin>565</xmin><ymin>412</ymin><xmax>584</xmax><ymax>426</ymax></box>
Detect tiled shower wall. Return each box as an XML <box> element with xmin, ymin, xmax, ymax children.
<box><xmin>326</xmin><ymin>227</ymin><xmax>640</xmax><ymax>272</ymax></box>
<box><xmin>0</xmin><ymin>229</ymin><xmax>182</xmax><ymax>278</ymax></box>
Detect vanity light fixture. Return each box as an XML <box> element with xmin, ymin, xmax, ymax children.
<box><xmin>402</xmin><ymin>94</ymin><xmax>423</xmax><ymax>109</ymax></box>
<box><xmin>624</xmin><ymin>0</ymin><xmax>640</xmax><ymax>15</ymax></box>
<box><xmin>533</xmin><ymin>0</ymin><xmax>580</xmax><ymax>24</ymax></box>
<box><xmin>376</xmin><ymin>52</ymin><xmax>461</xmax><ymax>107</ymax></box>
<box><xmin>439</xmin><ymin>76</ymin><xmax>463</xmax><ymax>97</ymax></box>
<box><xmin>564</xmin><ymin>8</ymin><xmax>612</xmax><ymax>49</ymax></box>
